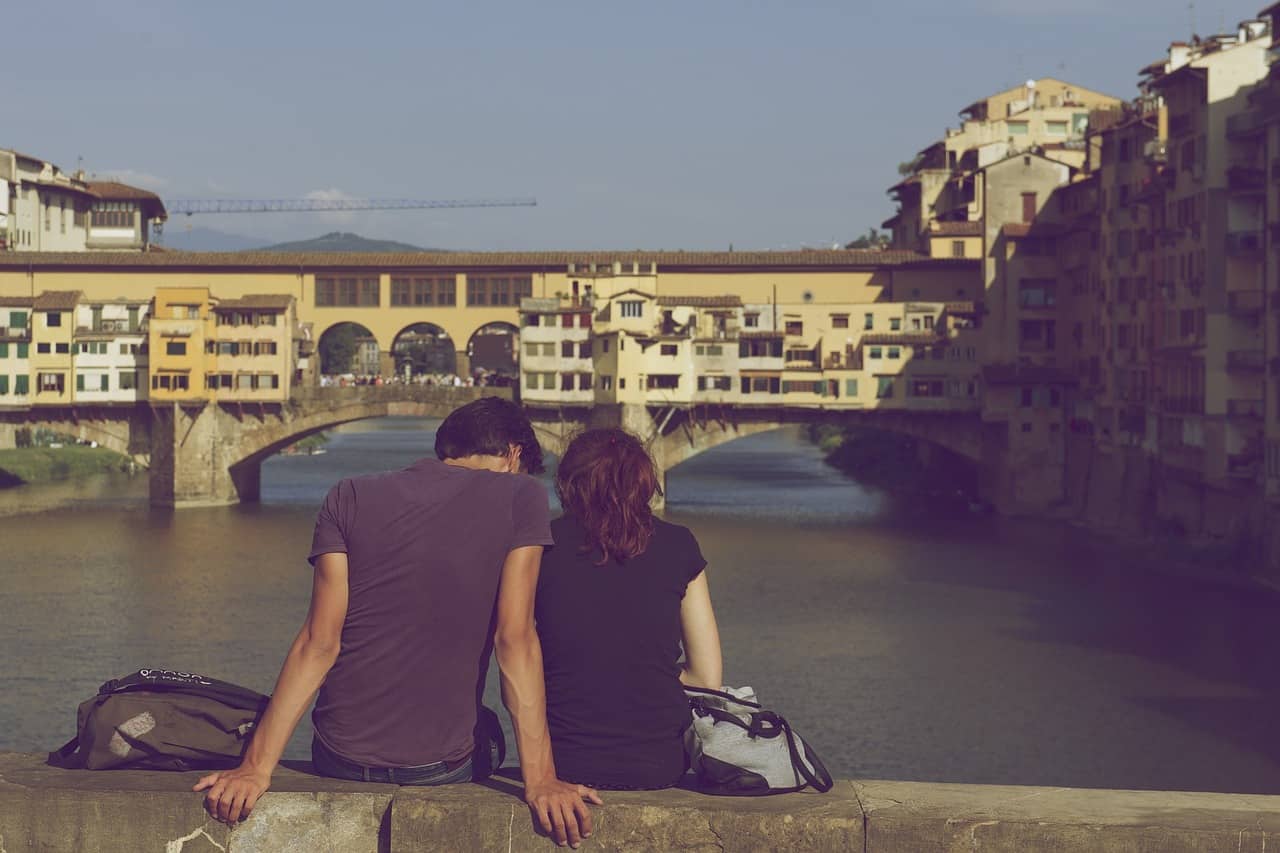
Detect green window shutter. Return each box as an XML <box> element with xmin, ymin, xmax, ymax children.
<box><xmin>0</xmin><ymin>343</ymin><xmax>7</xmax><ymax>358</ymax></box>
<box><xmin>846</xmin><ymin>379</ymin><xmax>858</xmax><ymax>396</ymax></box>
<box><xmin>9</xmin><ymin>311</ymin><xmax>27</xmax><ymax>328</ymax></box>
<box><xmin>76</xmin><ymin>374</ymin><xmax>85</xmax><ymax>392</ymax></box>
<box><xmin>782</xmin><ymin>381</ymin><xmax>791</xmax><ymax>393</ymax></box>
<box><xmin>16</xmin><ymin>343</ymin><xmax>28</xmax><ymax>358</ymax></box>
<box><xmin>100</xmin><ymin>374</ymin><xmax>110</xmax><ymax>391</ymax></box>
<box><xmin>816</xmin><ymin>382</ymin><xmax>825</xmax><ymax>397</ymax></box>
<box><xmin>15</xmin><ymin>375</ymin><xmax>29</xmax><ymax>395</ymax></box>
<box><xmin>0</xmin><ymin>375</ymin><xmax>8</xmax><ymax>394</ymax></box>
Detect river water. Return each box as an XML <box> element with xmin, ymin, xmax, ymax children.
<box><xmin>1</xmin><ymin>419</ymin><xmax>1277</xmax><ymax>794</ymax></box>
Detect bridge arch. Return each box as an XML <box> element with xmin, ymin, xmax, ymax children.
<box><xmin>466</xmin><ymin>322</ymin><xmax>520</xmax><ymax>380</ymax></box>
<box><xmin>391</xmin><ymin>322</ymin><xmax>457</xmax><ymax>378</ymax></box>
<box><xmin>317</xmin><ymin>321</ymin><xmax>383</xmax><ymax>376</ymax></box>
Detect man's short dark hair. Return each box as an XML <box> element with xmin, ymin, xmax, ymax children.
<box><xmin>435</xmin><ymin>396</ymin><xmax>545</xmax><ymax>474</ymax></box>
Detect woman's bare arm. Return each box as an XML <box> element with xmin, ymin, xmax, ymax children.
<box><xmin>678</xmin><ymin>571</ymin><xmax>723</xmax><ymax>689</ymax></box>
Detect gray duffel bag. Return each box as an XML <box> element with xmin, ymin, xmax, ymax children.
<box><xmin>685</xmin><ymin>685</ymin><xmax>834</xmax><ymax>795</ymax></box>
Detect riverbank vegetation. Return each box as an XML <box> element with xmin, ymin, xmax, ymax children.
<box><xmin>0</xmin><ymin>446</ymin><xmax>135</xmax><ymax>488</ymax></box>
<box><xmin>808</xmin><ymin>424</ymin><xmax>982</xmax><ymax>510</ymax></box>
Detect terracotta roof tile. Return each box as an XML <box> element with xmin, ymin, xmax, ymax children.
<box><xmin>32</xmin><ymin>291</ymin><xmax>82</xmax><ymax>310</ymax></box>
<box><xmin>86</xmin><ymin>181</ymin><xmax>167</xmax><ymax>219</ymax></box>
<box><xmin>655</xmin><ymin>295</ymin><xmax>743</xmax><ymax>308</ymax></box>
<box><xmin>931</xmin><ymin>221</ymin><xmax>982</xmax><ymax>237</ymax></box>
<box><xmin>0</xmin><ymin>249</ymin><xmax>970</xmax><ymax>272</ymax></box>
<box><xmin>0</xmin><ymin>296</ymin><xmax>34</xmax><ymax>307</ymax></box>
<box><xmin>213</xmin><ymin>294</ymin><xmax>295</xmax><ymax>311</ymax></box>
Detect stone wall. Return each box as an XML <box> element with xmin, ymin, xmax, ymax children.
<box><xmin>2</xmin><ymin>753</ymin><xmax>1278</xmax><ymax>852</ymax></box>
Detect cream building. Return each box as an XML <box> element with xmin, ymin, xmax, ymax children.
<box><xmin>0</xmin><ymin>297</ymin><xmax>32</xmax><ymax>405</ymax></box>
<box><xmin>206</xmin><ymin>295</ymin><xmax>298</xmax><ymax>401</ymax></box>
<box><xmin>30</xmin><ymin>291</ymin><xmax>79</xmax><ymax>405</ymax></box>
<box><xmin>71</xmin><ymin>299</ymin><xmax>150</xmax><ymax>404</ymax></box>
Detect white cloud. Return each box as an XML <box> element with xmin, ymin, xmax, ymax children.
<box><xmin>305</xmin><ymin>188</ymin><xmax>360</xmax><ymax>225</ymax></box>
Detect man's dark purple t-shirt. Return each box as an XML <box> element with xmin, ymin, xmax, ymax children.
<box><xmin>307</xmin><ymin>457</ymin><xmax>552</xmax><ymax>767</ymax></box>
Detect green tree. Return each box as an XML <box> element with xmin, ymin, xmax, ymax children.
<box><xmin>319</xmin><ymin>324</ymin><xmax>361</xmax><ymax>374</ymax></box>
<box><xmin>846</xmin><ymin>228</ymin><xmax>889</xmax><ymax>250</ymax></box>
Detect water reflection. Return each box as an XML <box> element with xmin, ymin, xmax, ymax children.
<box><xmin>0</xmin><ymin>419</ymin><xmax>1276</xmax><ymax>793</ymax></box>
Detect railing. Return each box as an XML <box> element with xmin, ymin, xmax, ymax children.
<box><xmin>291</xmin><ymin>384</ymin><xmax>508</xmax><ymax>405</ymax></box>
<box><xmin>1226</xmin><ymin>349</ymin><xmax>1265</xmax><ymax>371</ymax></box>
<box><xmin>1227</xmin><ymin>289</ymin><xmax>1264</xmax><ymax>315</ymax></box>
<box><xmin>1226</xmin><ymin>230</ymin><xmax>1264</xmax><ymax>254</ymax></box>
<box><xmin>1227</xmin><ymin>398</ymin><xmax>1265</xmax><ymax>419</ymax></box>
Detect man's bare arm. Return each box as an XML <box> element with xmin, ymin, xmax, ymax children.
<box><xmin>494</xmin><ymin>545</ymin><xmax>603</xmax><ymax>848</ymax></box>
<box><xmin>194</xmin><ymin>552</ymin><xmax>349</xmax><ymax>823</ymax></box>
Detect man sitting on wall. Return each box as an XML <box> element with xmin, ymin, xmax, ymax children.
<box><xmin>194</xmin><ymin>397</ymin><xmax>601</xmax><ymax>848</ymax></box>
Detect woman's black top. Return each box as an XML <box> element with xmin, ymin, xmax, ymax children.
<box><xmin>536</xmin><ymin>514</ymin><xmax>707</xmax><ymax>789</ymax></box>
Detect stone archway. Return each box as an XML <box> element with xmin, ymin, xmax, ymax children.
<box><xmin>466</xmin><ymin>322</ymin><xmax>519</xmax><ymax>382</ymax></box>
<box><xmin>317</xmin><ymin>322</ymin><xmax>380</xmax><ymax>376</ymax></box>
<box><xmin>391</xmin><ymin>323</ymin><xmax>457</xmax><ymax>379</ymax></box>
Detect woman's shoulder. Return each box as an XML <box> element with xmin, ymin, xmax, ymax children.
<box><xmin>650</xmin><ymin>518</ymin><xmax>700</xmax><ymax>549</ymax></box>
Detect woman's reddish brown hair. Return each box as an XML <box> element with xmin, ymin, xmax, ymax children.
<box><xmin>555</xmin><ymin>428</ymin><xmax>658</xmax><ymax>565</ymax></box>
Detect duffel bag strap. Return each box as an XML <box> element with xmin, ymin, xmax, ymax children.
<box><xmin>47</xmin><ymin>736</ymin><xmax>81</xmax><ymax>768</ymax></box>
<box><xmin>781</xmin><ymin>720</ymin><xmax>834</xmax><ymax>793</ymax></box>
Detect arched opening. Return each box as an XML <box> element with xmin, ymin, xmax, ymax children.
<box><xmin>467</xmin><ymin>322</ymin><xmax>519</xmax><ymax>386</ymax></box>
<box><xmin>392</xmin><ymin>323</ymin><xmax>457</xmax><ymax>379</ymax></box>
<box><xmin>317</xmin><ymin>322</ymin><xmax>380</xmax><ymax>377</ymax></box>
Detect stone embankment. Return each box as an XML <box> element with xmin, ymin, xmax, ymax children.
<box><xmin>2</xmin><ymin>753</ymin><xmax>1278</xmax><ymax>851</ymax></box>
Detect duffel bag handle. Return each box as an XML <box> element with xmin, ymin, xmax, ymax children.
<box><xmin>781</xmin><ymin>720</ymin><xmax>834</xmax><ymax>793</ymax></box>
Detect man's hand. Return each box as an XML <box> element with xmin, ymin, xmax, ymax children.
<box><xmin>524</xmin><ymin>777</ymin><xmax>603</xmax><ymax>848</ymax></box>
<box><xmin>193</xmin><ymin>763</ymin><xmax>272</xmax><ymax>824</ymax></box>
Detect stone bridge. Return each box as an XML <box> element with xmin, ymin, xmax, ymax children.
<box><xmin>0</xmin><ymin>388</ymin><xmax>989</xmax><ymax>508</ymax></box>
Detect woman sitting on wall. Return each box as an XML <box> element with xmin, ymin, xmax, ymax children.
<box><xmin>536</xmin><ymin>428</ymin><xmax>723</xmax><ymax>790</ymax></box>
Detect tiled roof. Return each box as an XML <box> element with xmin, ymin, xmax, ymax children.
<box><xmin>0</xmin><ymin>296</ymin><xmax>34</xmax><ymax>307</ymax></box>
<box><xmin>86</xmin><ymin>181</ymin><xmax>168</xmax><ymax>219</ymax></box>
<box><xmin>931</xmin><ymin>221</ymin><xmax>982</xmax><ymax>237</ymax></box>
<box><xmin>655</xmin><ymin>295</ymin><xmax>743</xmax><ymax>308</ymax></box>
<box><xmin>944</xmin><ymin>301</ymin><xmax>979</xmax><ymax>314</ymax></box>
<box><xmin>213</xmin><ymin>294</ymin><xmax>295</xmax><ymax>310</ymax></box>
<box><xmin>0</xmin><ymin>249</ymin><xmax>969</xmax><ymax>272</ymax></box>
<box><xmin>32</xmin><ymin>290</ymin><xmax>82</xmax><ymax>310</ymax></box>
<box><xmin>860</xmin><ymin>332</ymin><xmax>943</xmax><ymax>346</ymax></box>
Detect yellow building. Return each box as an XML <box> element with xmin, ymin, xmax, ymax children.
<box><xmin>30</xmin><ymin>291</ymin><xmax>79</xmax><ymax>404</ymax></box>
<box><xmin>207</xmin><ymin>295</ymin><xmax>297</xmax><ymax>402</ymax></box>
<box><xmin>148</xmin><ymin>287</ymin><xmax>214</xmax><ymax>402</ymax></box>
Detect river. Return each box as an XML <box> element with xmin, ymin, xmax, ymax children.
<box><xmin>1</xmin><ymin>419</ymin><xmax>1277</xmax><ymax>794</ymax></box>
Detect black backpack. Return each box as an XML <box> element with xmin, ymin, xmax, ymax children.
<box><xmin>49</xmin><ymin>669</ymin><xmax>269</xmax><ymax>771</ymax></box>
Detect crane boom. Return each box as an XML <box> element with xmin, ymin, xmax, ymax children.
<box><xmin>166</xmin><ymin>197</ymin><xmax>537</xmax><ymax>216</ymax></box>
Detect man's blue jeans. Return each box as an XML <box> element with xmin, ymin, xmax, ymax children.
<box><xmin>311</xmin><ymin>736</ymin><xmax>475</xmax><ymax>786</ymax></box>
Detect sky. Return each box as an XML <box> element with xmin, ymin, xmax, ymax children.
<box><xmin>7</xmin><ymin>0</ymin><xmax>1243</xmax><ymax>250</ymax></box>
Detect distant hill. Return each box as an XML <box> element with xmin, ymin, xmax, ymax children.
<box><xmin>164</xmin><ymin>226</ymin><xmax>267</xmax><ymax>252</ymax></box>
<box><xmin>249</xmin><ymin>232</ymin><xmax>438</xmax><ymax>253</ymax></box>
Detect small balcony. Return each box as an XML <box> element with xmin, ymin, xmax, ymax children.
<box><xmin>1143</xmin><ymin>139</ymin><xmax>1168</xmax><ymax>163</ymax></box>
<box><xmin>1227</xmin><ymin>289</ymin><xmax>1265</xmax><ymax>316</ymax></box>
<box><xmin>1226</xmin><ymin>230</ymin><xmax>1264</xmax><ymax>255</ymax></box>
<box><xmin>1227</xmin><ymin>450</ymin><xmax>1262</xmax><ymax>479</ymax></box>
<box><xmin>1227</xmin><ymin>165</ymin><xmax>1266</xmax><ymax>192</ymax></box>
<box><xmin>1226</xmin><ymin>349</ymin><xmax>1265</xmax><ymax>372</ymax></box>
<box><xmin>1227</xmin><ymin>398</ymin><xmax>1265</xmax><ymax>420</ymax></box>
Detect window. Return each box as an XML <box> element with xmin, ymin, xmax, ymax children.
<box><xmin>90</xmin><ymin>204</ymin><xmax>135</xmax><ymax>228</ymax></box>
<box><xmin>889</xmin><ymin>318</ymin><xmax>901</xmax><ymax>331</ymax></box>
<box><xmin>887</xmin><ymin>347</ymin><xmax>901</xmax><ymax>359</ymax></box>
<box><xmin>831</xmin><ymin>315</ymin><xmax>849</xmax><ymax>329</ymax></box>
<box><xmin>869</xmin><ymin>346</ymin><xmax>882</xmax><ymax>359</ymax></box>
<box><xmin>0</xmin><ymin>376</ymin><xmax>7</xmax><ymax>394</ymax></box>
<box><xmin>55</xmin><ymin>343</ymin><xmax>69</xmax><ymax>354</ymax></box>
<box><xmin>601</xmin><ymin>339</ymin><xmax>611</xmax><ymax>353</ymax></box>
<box><xmin>38</xmin><ymin>372</ymin><xmax>65</xmax><ymax>393</ymax></box>
<box><xmin>924</xmin><ymin>316</ymin><xmax>934</xmax><ymax>330</ymax></box>
<box><xmin>466</xmin><ymin>276</ymin><xmax>531</xmax><ymax>307</ymax></box>
<box><xmin>1021</xmin><ymin>192</ymin><xmax>1037</xmax><ymax>224</ymax></box>
<box><xmin>876</xmin><ymin>377</ymin><xmax>895</xmax><ymax>399</ymax></box>
<box><xmin>560</xmin><ymin>341</ymin><xmax>575</xmax><ymax>359</ymax></box>
<box><xmin>696</xmin><ymin>376</ymin><xmax>731</xmax><ymax>391</ymax></box>
<box><xmin>911</xmin><ymin>317</ymin><xmax>921</xmax><ymax>331</ymax></box>
<box><xmin>1021</xmin><ymin>422</ymin><xmax>1033</xmax><ymax>434</ymax></box>
<box><xmin>619</xmin><ymin>378</ymin><xmax>626</xmax><ymax>389</ymax></box>
<box><xmin>864</xmin><ymin>313</ymin><xmax>874</xmax><ymax>330</ymax></box>
<box><xmin>909</xmin><ymin>379</ymin><xmax>944</xmax><ymax>397</ymax></box>
<box><xmin>744</xmin><ymin>313</ymin><xmax>759</xmax><ymax>328</ymax></box>
<box><xmin>119</xmin><ymin>371</ymin><xmax>137</xmax><ymax>390</ymax></box>
<box><xmin>523</xmin><ymin>314</ymin><xmax>540</xmax><ymax>327</ymax></box>
<box><xmin>254</xmin><ymin>341</ymin><xmax>278</xmax><ymax>356</ymax></box>
<box><xmin>1019</xmin><ymin>319</ymin><xmax>1056</xmax><ymax>350</ymax></box>
<box><xmin>1020</xmin><ymin>387</ymin><xmax>1034</xmax><ymax>407</ymax></box>
<box><xmin>1008</xmin><ymin>120</ymin><xmax>1029</xmax><ymax>135</ymax></box>
<box><xmin>1018</xmin><ymin>279</ymin><xmax>1057</xmax><ymax>308</ymax></box>
<box><xmin>1046</xmin><ymin>120</ymin><xmax>1068</xmax><ymax>135</ymax></box>
<box><xmin>391</xmin><ymin>276</ymin><xmax>454</xmax><ymax>306</ymax></box>
<box><xmin>599</xmin><ymin>375</ymin><xmax>614</xmax><ymax>391</ymax></box>
<box><xmin>784</xmin><ymin>320</ymin><xmax>803</xmax><ymax>336</ymax></box>
<box><xmin>166</xmin><ymin>341</ymin><xmax>187</xmax><ymax>356</ymax></box>
<box><xmin>9</xmin><ymin>311</ymin><xmax>27</xmax><ymax>328</ymax></box>
<box><xmin>578</xmin><ymin>373</ymin><xmax>592</xmax><ymax>390</ymax></box>
<box><xmin>646</xmin><ymin>375</ymin><xmax>680</xmax><ymax>390</ymax></box>
<box><xmin>15</xmin><ymin>375</ymin><xmax>28</xmax><ymax>395</ymax></box>
<box><xmin>17</xmin><ymin>343</ymin><xmax>29</xmax><ymax>358</ymax></box>
<box><xmin>660</xmin><ymin>344</ymin><xmax>678</xmax><ymax>356</ymax></box>
<box><xmin>562</xmin><ymin>373</ymin><xmax>577</xmax><ymax>392</ymax></box>
<box><xmin>619</xmin><ymin>301</ymin><xmax>643</xmax><ymax>318</ymax></box>
<box><xmin>46</xmin><ymin>312</ymin><xmax>62</xmax><ymax>327</ymax></box>
<box><xmin>951</xmin><ymin>240</ymin><xmax>965</xmax><ymax>258</ymax></box>
<box><xmin>845</xmin><ymin>379</ymin><xmax>858</xmax><ymax>397</ymax></box>
<box><xmin>0</xmin><ymin>343</ymin><xmax>6</xmax><ymax>357</ymax></box>
<box><xmin>316</xmin><ymin>276</ymin><xmax>380</xmax><ymax>307</ymax></box>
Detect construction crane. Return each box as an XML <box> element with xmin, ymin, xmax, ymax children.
<box><xmin>153</xmin><ymin>196</ymin><xmax>536</xmax><ymax>242</ymax></box>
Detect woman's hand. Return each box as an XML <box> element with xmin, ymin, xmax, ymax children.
<box><xmin>193</xmin><ymin>763</ymin><xmax>273</xmax><ymax>823</ymax></box>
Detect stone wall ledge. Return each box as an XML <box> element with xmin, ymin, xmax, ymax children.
<box><xmin>2</xmin><ymin>752</ymin><xmax>1279</xmax><ymax>852</ymax></box>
